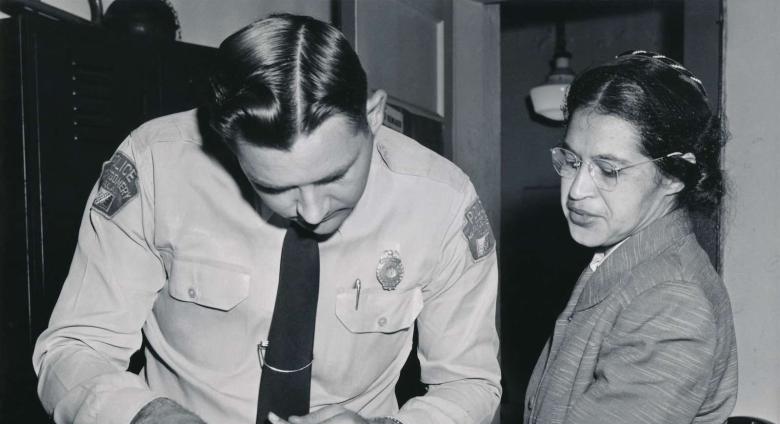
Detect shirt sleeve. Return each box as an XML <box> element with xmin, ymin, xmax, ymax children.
<box><xmin>32</xmin><ymin>137</ymin><xmax>166</xmax><ymax>424</ymax></box>
<box><xmin>565</xmin><ymin>281</ymin><xmax>719</xmax><ymax>424</ymax></box>
<box><xmin>395</xmin><ymin>182</ymin><xmax>501</xmax><ymax>424</ymax></box>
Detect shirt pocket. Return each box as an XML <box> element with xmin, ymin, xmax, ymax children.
<box><xmin>335</xmin><ymin>287</ymin><xmax>423</xmax><ymax>334</ymax></box>
<box><xmin>168</xmin><ymin>257</ymin><xmax>250</xmax><ymax>311</ymax></box>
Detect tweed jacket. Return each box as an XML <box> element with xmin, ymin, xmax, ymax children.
<box><xmin>524</xmin><ymin>209</ymin><xmax>738</xmax><ymax>424</ymax></box>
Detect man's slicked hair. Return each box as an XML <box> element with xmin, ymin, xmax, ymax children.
<box><xmin>206</xmin><ymin>14</ymin><xmax>369</xmax><ymax>150</ymax></box>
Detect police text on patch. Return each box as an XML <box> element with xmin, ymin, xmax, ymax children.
<box><xmin>92</xmin><ymin>151</ymin><xmax>139</xmax><ymax>218</ymax></box>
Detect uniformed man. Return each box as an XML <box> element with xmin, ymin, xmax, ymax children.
<box><xmin>33</xmin><ymin>14</ymin><xmax>500</xmax><ymax>424</ymax></box>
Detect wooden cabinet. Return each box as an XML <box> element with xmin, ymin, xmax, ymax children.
<box><xmin>0</xmin><ymin>12</ymin><xmax>215</xmax><ymax>421</ymax></box>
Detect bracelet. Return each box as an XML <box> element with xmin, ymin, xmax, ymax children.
<box><xmin>381</xmin><ymin>417</ymin><xmax>404</xmax><ymax>424</ymax></box>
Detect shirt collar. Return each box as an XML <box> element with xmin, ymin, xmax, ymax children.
<box><xmin>588</xmin><ymin>237</ymin><xmax>630</xmax><ymax>271</ymax></box>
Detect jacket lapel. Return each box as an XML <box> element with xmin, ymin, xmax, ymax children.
<box><xmin>574</xmin><ymin>209</ymin><xmax>693</xmax><ymax>312</ymax></box>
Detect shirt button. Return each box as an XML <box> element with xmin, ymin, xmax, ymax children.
<box><xmin>187</xmin><ymin>287</ymin><xmax>197</xmax><ymax>299</ymax></box>
<box><xmin>377</xmin><ymin>317</ymin><xmax>388</xmax><ymax>327</ymax></box>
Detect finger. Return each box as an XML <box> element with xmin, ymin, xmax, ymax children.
<box><xmin>289</xmin><ymin>405</ymin><xmax>347</xmax><ymax>424</ymax></box>
<box><xmin>268</xmin><ymin>412</ymin><xmax>291</xmax><ymax>424</ymax></box>
<box><xmin>319</xmin><ymin>411</ymin><xmax>366</xmax><ymax>424</ymax></box>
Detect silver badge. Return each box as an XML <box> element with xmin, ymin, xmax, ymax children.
<box><xmin>376</xmin><ymin>250</ymin><xmax>404</xmax><ymax>290</ymax></box>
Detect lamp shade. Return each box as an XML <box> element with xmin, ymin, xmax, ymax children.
<box><xmin>530</xmin><ymin>83</ymin><xmax>569</xmax><ymax>121</ymax></box>
<box><xmin>529</xmin><ymin>22</ymin><xmax>574</xmax><ymax>123</ymax></box>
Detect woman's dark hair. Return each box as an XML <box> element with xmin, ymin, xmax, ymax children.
<box><xmin>205</xmin><ymin>14</ymin><xmax>368</xmax><ymax>150</ymax></box>
<box><xmin>564</xmin><ymin>51</ymin><xmax>726</xmax><ymax>216</ymax></box>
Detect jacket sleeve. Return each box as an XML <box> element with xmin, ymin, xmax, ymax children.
<box><xmin>566</xmin><ymin>281</ymin><xmax>719</xmax><ymax>424</ymax></box>
<box><xmin>32</xmin><ymin>137</ymin><xmax>166</xmax><ymax>424</ymax></box>
<box><xmin>395</xmin><ymin>182</ymin><xmax>501</xmax><ymax>424</ymax></box>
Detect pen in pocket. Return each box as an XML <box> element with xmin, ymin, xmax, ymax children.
<box><xmin>354</xmin><ymin>278</ymin><xmax>361</xmax><ymax>310</ymax></box>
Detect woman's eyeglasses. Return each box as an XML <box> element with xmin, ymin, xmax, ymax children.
<box><xmin>550</xmin><ymin>147</ymin><xmax>682</xmax><ymax>191</ymax></box>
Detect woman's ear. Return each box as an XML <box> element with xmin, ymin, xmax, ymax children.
<box><xmin>366</xmin><ymin>89</ymin><xmax>388</xmax><ymax>136</ymax></box>
<box><xmin>664</xmin><ymin>152</ymin><xmax>697</xmax><ymax>196</ymax></box>
<box><xmin>662</xmin><ymin>174</ymin><xmax>686</xmax><ymax>196</ymax></box>
<box><xmin>667</xmin><ymin>180</ymin><xmax>685</xmax><ymax>196</ymax></box>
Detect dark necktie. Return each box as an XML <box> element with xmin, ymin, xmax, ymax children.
<box><xmin>256</xmin><ymin>225</ymin><xmax>320</xmax><ymax>423</ymax></box>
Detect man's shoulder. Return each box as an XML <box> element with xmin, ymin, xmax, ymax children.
<box><xmin>129</xmin><ymin>109</ymin><xmax>204</xmax><ymax>152</ymax></box>
<box><xmin>375</xmin><ymin>126</ymin><xmax>469</xmax><ymax>193</ymax></box>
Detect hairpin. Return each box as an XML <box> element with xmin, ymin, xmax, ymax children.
<box><xmin>618</xmin><ymin>50</ymin><xmax>707</xmax><ymax>98</ymax></box>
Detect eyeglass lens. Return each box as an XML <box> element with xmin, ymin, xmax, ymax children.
<box><xmin>550</xmin><ymin>147</ymin><xmax>619</xmax><ymax>190</ymax></box>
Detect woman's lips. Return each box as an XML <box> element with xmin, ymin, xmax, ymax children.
<box><xmin>567</xmin><ymin>205</ymin><xmax>599</xmax><ymax>225</ymax></box>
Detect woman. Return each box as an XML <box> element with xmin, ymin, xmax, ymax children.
<box><xmin>524</xmin><ymin>51</ymin><xmax>737</xmax><ymax>424</ymax></box>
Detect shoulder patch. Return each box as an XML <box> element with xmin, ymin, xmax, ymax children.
<box><xmin>92</xmin><ymin>151</ymin><xmax>139</xmax><ymax>219</ymax></box>
<box><xmin>462</xmin><ymin>199</ymin><xmax>495</xmax><ymax>261</ymax></box>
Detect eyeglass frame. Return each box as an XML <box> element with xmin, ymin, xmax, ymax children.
<box><xmin>550</xmin><ymin>146</ymin><xmax>683</xmax><ymax>191</ymax></box>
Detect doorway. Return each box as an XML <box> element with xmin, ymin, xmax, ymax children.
<box><xmin>499</xmin><ymin>1</ymin><xmax>723</xmax><ymax>421</ymax></box>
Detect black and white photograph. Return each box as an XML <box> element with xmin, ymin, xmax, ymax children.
<box><xmin>0</xmin><ymin>1</ymin><xmax>776</xmax><ymax>423</ymax></box>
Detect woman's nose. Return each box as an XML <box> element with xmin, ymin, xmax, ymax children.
<box><xmin>568</xmin><ymin>163</ymin><xmax>597</xmax><ymax>199</ymax></box>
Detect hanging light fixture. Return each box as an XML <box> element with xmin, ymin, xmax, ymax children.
<box><xmin>530</xmin><ymin>21</ymin><xmax>575</xmax><ymax>122</ymax></box>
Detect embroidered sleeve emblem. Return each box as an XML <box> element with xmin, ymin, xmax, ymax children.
<box><xmin>462</xmin><ymin>199</ymin><xmax>495</xmax><ymax>261</ymax></box>
<box><xmin>92</xmin><ymin>151</ymin><xmax>139</xmax><ymax>218</ymax></box>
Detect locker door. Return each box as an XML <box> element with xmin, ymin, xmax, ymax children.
<box><xmin>339</xmin><ymin>0</ymin><xmax>445</xmax><ymax>155</ymax></box>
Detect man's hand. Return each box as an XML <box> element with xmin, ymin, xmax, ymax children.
<box><xmin>266</xmin><ymin>405</ymin><xmax>398</xmax><ymax>424</ymax></box>
<box><xmin>131</xmin><ymin>398</ymin><xmax>206</xmax><ymax>424</ymax></box>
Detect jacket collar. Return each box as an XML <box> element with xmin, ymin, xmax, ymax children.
<box><xmin>574</xmin><ymin>208</ymin><xmax>693</xmax><ymax>311</ymax></box>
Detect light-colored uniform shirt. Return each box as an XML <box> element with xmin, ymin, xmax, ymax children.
<box><xmin>33</xmin><ymin>110</ymin><xmax>501</xmax><ymax>424</ymax></box>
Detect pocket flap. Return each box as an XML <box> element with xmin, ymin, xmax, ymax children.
<box><xmin>169</xmin><ymin>258</ymin><xmax>250</xmax><ymax>311</ymax></box>
<box><xmin>335</xmin><ymin>287</ymin><xmax>423</xmax><ymax>334</ymax></box>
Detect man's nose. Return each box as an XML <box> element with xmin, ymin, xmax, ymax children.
<box><xmin>296</xmin><ymin>186</ymin><xmax>328</xmax><ymax>226</ymax></box>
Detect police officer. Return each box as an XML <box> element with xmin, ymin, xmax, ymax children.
<box><xmin>33</xmin><ymin>14</ymin><xmax>500</xmax><ymax>424</ymax></box>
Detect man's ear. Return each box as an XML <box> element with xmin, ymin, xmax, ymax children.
<box><xmin>366</xmin><ymin>89</ymin><xmax>388</xmax><ymax>136</ymax></box>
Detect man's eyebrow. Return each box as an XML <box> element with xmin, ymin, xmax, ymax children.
<box><xmin>250</xmin><ymin>160</ymin><xmax>353</xmax><ymax>191</ymax></box>
<box><xmin>250</xmin><ymin>180</ymin><xmax>289</xmax><ymax>192</ymax></box>
<box><xmin>314</xmin><ymin>166</ymin><xmax>350</xmax><ymax>185</ymax></box>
